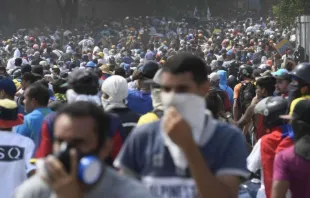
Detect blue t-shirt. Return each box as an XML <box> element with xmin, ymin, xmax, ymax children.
<box><xmin>16</xmin><ymin>107</ymin><xmax>52</xmax><ymax>150</ymax></box>
<box><xmin>114</xmin><ymin>116</ymin><xmax>249</xmax><ymax>198</ymax></box>
<box><xmin>127</xmin><ymin>89</ymin><xmax>153</xmax><ymax>115</ymax></box>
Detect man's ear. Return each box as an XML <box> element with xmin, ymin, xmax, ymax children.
<box><xmin>98</xmin><ymin>138</ymin><xmax>113</xmax><ymax>161</ymax></box>
<box><xmin>31</xmin><ymin>98</ymin><xmax>37</xmax><ymax>106</ymax></box>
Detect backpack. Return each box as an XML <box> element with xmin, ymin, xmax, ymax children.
<box><xmin>206</xmin><ymin>89</ymin><xmax>225</xmax><ymax>119</ymax></box>
<box><xmin>238</xmin><ymin>81</ymin><xmax>256</xmax><ymax>114</ymax></box>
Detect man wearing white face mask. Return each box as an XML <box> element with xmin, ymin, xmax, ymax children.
<box><xmin>101</xmin><ymin>75</ymin><xmax>140</xmax><ymax>137</ymax></box>
<box><xmin>114</xmin><ymin>53</ymin><xmax>249</xmax><ymax>198</ymax></box>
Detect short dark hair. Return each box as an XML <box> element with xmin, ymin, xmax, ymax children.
<box><xmin>52</xmin><ymin>78</ymin><xmax>67</xmax><ymax>94</ymax></box>
<box><xmin>114</xmin><ymin>67</ymin><xmax>126</xmax><ymax>78</ymax></box>
<box><xmin>26</xmin><ymin>83</ymin><xmax>50</xmax><ymax>106</ymax></box>
<box><xmin>256</xmin><ymin>76</ymin><xmax>276</xmax><ymax>96</ymax></box>
<box><xmin>55</xmin><ymin>101</ymin><xmax>110</xmax><ymax>147</ymax></box>
<box><xmin>22</xmin><ymin>72</ymin><xmax>37</xmax><ymax>84</ymax></box>
<box><xmin>162</xmin><ymin>53</ymin><xmax>209</xmax><ymax>84</ymax></box>
<box><xmin>52</xmin><ymin>67</ymin><xmax>61</xmax><ymax>75</ymax></box>
<box><xmin>32</xmin><ymin>65</ymin><xmax>44</xmax><ymax>77</ymax></box>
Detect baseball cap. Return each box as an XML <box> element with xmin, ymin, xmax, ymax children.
<box><xmin>208</xmin><ymin>72</ymin><xmax>220</xmax><ymax>82</ymax></box>
<box><xmin>272</xmin><ymin>69</ymin><xmax>290</xmax><ymax>80</ymax></box>
<box><xmin>139</xmin><ymin>61</ymin><xmax>159</xmax><ymax>79</ymax></box>
<box><xmin>0</xmin><ymin>77</ymin><xmax>17</xmax><ymax>97</ymax></box>
<box><xmin>62</xmin><ymin>69</ymin><xmax>99</xmax><ymax>95</ymax></box>
<box><xmin>99</xmin><ymin>64</ymin><xmax>112</xmax><ymax>75</ymax></box>
<box><xmin>97</xmin><ymin>52</ymin><xmax>104</xmax><ymax>58</ymax></box>
<box><xmin>21</xmin><ymin>65</ymin><xmax>32</xmax><ymax>75</ymax></box>
<box><xmin>145</xmin><ymin>51</ymin><xmax>155</xmax><ymax>60</ymax></box>
<box><xmin>280</xmin><ymin>99</ymin><xmax>310</xmax><ymax>124</ymax></box>
<box><xmin>86</xmin><ymin>61</ymin><xmax>96</xmax><ymax>68</ymax></box>
<box><xmin>0</xmin><ymin>99</ymin><xmax>23</xmax><ymax>128</ymax></box>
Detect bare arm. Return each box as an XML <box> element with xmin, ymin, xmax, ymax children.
<box><xmin>236</xmin><ymin>104</ymin><xmax>256</xmax><ymax>128</ymax></box>
<box><xmin>183</xmin><ymin>141</ymin><xmax>240</xmax><ymax>198</ymax></box>
<box><xmin>233</xmin><ymin>99</ymin><xmax>239</xmax><ymax>121</ymax></box>
<box><xmin>271</xmin><ymin>181</ymin><xmax>289</xmax><ymax>198</ymax></box>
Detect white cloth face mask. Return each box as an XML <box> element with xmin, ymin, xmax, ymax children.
<box><xmin>160</xmin><ymin>92</ymin><xmax>206</xmax><ymax>169</ymax></box>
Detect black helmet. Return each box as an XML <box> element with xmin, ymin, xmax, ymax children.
<box><xmin>254</xmin><ymin>96</ymin><xmax>288</xmax><ymax>128</ymax></box>
<box><xmin>239</xmin><ymin>65</ymin><xmax>253</xmax><ymax>78</ymax></box>
<box><xmin>292</xmin><ymin>63</ymin><xmax>310</xmax><ymax>84</ymax></box>
<box><xmin>227</xmin><ymin>75</ymin><xmax>238</xmax><ymax>89</ymax></box>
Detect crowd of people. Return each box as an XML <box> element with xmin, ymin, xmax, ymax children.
<box><xmin>0</xmin><ymin>15</ymin><xmax>309</xmax><ymax>198</ymax></box>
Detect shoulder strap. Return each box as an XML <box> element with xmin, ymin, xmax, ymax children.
<box><xmin>153</xmin><ymin>109</ymin><xmax>164</xmax><ymax>119</ymax></box>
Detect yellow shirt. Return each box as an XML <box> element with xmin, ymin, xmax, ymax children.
<box><xmin>13</xmin><ymin>79</ymin><xmax>21</xmax><ymax>90</ymax></box>
<box><xmin>289</xmin><ymin>95</ymin><xmax>310</xmax><ymax>115</ymax></box>
<box><xmin>137</xmin><ymin>112</ymin><xmax>159</xmax><ymax>126</ymax></box>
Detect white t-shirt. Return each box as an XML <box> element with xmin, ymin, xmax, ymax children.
<box><xmin>0</xmin><ymin>131</ymin><xmax>35</xmax><ymax>198</ymax></box>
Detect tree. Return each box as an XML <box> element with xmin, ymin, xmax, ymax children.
<box><xmin>273</xmin><ymin>0</ymin><xmax>310</xmax><ymax>27</ymax></box>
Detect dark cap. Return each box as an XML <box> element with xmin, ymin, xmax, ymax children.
<box><xmin>32</xmin><ymin>65</ymin><xmax>44</xmax><ymax>77</ymax></box>
<box><xmin>63</xmin><ymin>69</ymin><xmax>99</xmax><ymax>95</ymax></box>
<box><xmin>139</xmin><ymin>61</ymin><xmax>159</xmax><ymax>79</ymax></box>
<box><xmin>0</xmin><ymin>78</ymin><xmax>17</xmax><ymax>97</ymax></box>
<box><xmin>21</xmin><ymin>65</ymin><xmax>32</xmax><ymax>75</ymax></box>
<box><xmin>281</xmin><ymin>99</ymin><xmax>310</xmax><ymax>124</ymax></box>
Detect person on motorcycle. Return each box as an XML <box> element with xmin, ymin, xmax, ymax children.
<box><xmin>288</xmin><ymin>63</ymin><xmax>310</xmax><ymax>115</ymax></box>
<box><xmin>248</xmin><ymin>96</ymin><xmax>293</xmax><ymax>198</ymax></box>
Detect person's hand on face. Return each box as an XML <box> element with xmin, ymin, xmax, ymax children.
<box><xmin>251</xmin><ymin>95</ymin><xmax>261</xmax><ymax>105</ymax></box>
<box><xmin>43</xmin><ymin>149</ymin><xmax>83</xmax><ymax>198</ymax></box>
<box><xmin>163</xmin><ymin>106</ymin><xmax>194</xmax><ymax>151</ymax></box>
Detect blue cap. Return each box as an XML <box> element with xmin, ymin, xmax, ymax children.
<box><xmin>86</xmin><ymin>61</ymin><xmax>96</xmax><ymax>68</ymax></box>
<box><xmin>272</xmin><ymin>69</ymin><xmax>288</xmax><ymax>77</ymax></box>
<box><xmin>227</xmin><ymin>49</ymin><xmax>234</xmax><ymax>56</ymax></box>
<box><xmin>0</xmin><ymin>78</ymin><xmax>17</xmax><ymax>97</ymax></box>
<box><xmin>78</xmin><ymin>156</ymin><xmax>102</xmax><ymax>185</ymax></box>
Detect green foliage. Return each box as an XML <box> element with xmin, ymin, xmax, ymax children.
<box><xmin>273</xmin><ymin>0</ymin><xmax>310</xmax><ymax>27</ymax></box>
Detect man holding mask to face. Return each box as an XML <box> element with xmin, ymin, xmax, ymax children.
<box><xmin>114</xmin><ymin>53</ymin><xmax>248</xmax><ymax>198</ymax></box>
<box><xmin>13</xmin><ymin>101</ymin><xmax>151</xmax><ymax>198</ymax></box>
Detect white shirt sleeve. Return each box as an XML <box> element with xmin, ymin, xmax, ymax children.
<box><xmin>24</xmin><ymin>139</ymin><xmax>36</xmax><ymax>174</ymax></box>
<box><xmin>6</xmin><ymin>59</ymin><xmax>14</xmax><ymax>70</ymax></box>
<box><xmin>247</xmin><ymin>139</ymin><xmax>261</xmax><ymax>173</ymax></box>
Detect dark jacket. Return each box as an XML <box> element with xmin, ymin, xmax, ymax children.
<box><xmin>109</xmin><ymin>107</ymin><xmax>140</xmax><ymax>138</ymax></box>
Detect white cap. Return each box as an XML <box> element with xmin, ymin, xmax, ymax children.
<box><xmin>209</xmin><ymin>72</ymin><xmax>220</xmax><ymax>82</ymax></box>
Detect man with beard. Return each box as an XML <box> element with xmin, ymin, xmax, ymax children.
<box><xmin>272</xmin><ymin>69</ymin><xmax>290</xmax><ymax>98</ymax></box>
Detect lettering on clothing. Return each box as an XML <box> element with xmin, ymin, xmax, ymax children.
<box><xmin>0</xmin><ymin>146</ymin><xmax>24</xmax><ymax>162</ymax></box>
<box><xmin>175</xmin><ymin>167</ymin><xmax>187</xmax><ymax>177</ymax></box>
<box><xmin>152</xmin><ymin>153</ymin><xmax>164</xmax><ymax>167</ymax></box>
<box><xmin>142</xmin><ymin>176</ymin><xmax>197</xmax><ymax>198</ymax></box>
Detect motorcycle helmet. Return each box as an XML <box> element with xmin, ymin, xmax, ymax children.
<box><xmin>255</xmin><ymin>96</ymin><xmax>288</xmax><ymax>128</ymax></box>
<box><xmin>291</xmin><ymin>62</ymin><xmax>310</xmax><ymax>84</ymax></box>
<box><xmin>238</xmin><ymin>65</ymin><xmax>253</xmax><ymax>80</ymax></box>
